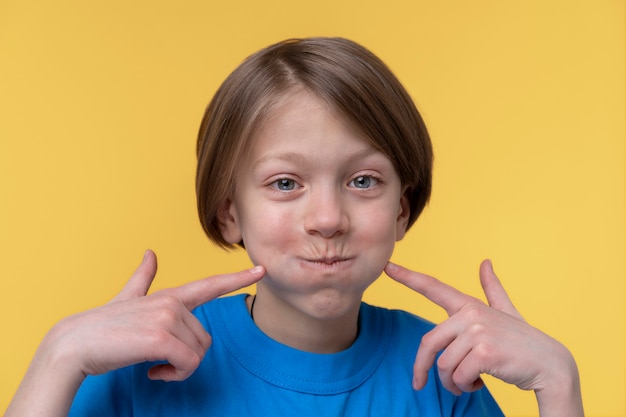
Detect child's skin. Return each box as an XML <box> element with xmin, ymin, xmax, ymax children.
<box><xmin>6</xmin><ymin>90</ymin><xmax>583</xmax><ymax>417</ymax></box>
<box><xmin>219</xmin><ymin>91</ymin><xmax>409</xmax><ymax>354</ymax></box>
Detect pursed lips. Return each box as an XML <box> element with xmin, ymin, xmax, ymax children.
<box><xmin>300</xmin><ymin>256</ymin><xmax>354</xmax><ymax>272</ymax></box>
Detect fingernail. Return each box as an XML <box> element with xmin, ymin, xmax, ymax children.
<box><xmin>250</xmin><ymin>265</ymin><xmax>264</xmax><ymax>274</ymax></box>
<box><xmin>385</xmin><ymin>262</ymin><xmax>398</xmax><ymax>273</ymax></box>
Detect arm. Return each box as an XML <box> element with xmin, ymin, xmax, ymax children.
<box><xmin>5</xmin><ymin>250</ymin><xmax>265</xmax><ymax>417</ymax></box>
<box><xmin>384</xmin><ymin>260</ymin><xmax>584</xmax><ymax>417</ymax></box>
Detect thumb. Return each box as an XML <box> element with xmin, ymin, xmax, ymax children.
<box><xmin>111</xmin><ymin>250</ymin><xmax>158</xmax><ymax>302</ymax></box>
<box><xmin>479</xmin><ymin>259</ymin><xmax>524</xmax><ymax>321</ymax></box>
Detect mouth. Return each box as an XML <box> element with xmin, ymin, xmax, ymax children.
<box><xmin>300</xmin><ymin>257</ymin><xmax>354</xmax><ymax>272</ymax></box>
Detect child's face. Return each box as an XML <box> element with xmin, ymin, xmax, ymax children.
<box><xmin>220</xmin><ymin>91</ymin><xmax>409</xmax><ymax>320</ymax></box>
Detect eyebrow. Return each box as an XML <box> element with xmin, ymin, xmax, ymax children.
<box><xmin>253</xmin><ymin>147</ymin><xmax>384</xmax><ymax>168</ymax></box>
<box><xmin>253</xmin><ymin>152</ymin><xmax>308</xmax><ymax>167</ymax></box>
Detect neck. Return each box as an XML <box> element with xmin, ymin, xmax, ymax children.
<box><xmin>248</xmin><ymin>286</ymin><xmax>361</xmax><ymax>354</ymax></box>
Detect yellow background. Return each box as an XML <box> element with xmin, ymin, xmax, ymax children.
<box><xmin>1</xmin><ymin>1</ymin><xmax>623</xmax><ymax>416</ymax></box>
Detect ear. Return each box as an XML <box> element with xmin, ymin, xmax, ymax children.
<box><xmin>217</xmin><ymin>198</ymin><xmax>243</xmax><ymax>244</ymax></box>
<box><xmin>395</xmin><ymin>187</ymin><xmax>411</xmax><ymax>241</ymax></box>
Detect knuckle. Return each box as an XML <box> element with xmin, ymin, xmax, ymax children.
<box><xmin>473</xmin><ymin>342</ymin><xmax>496</xmax><ymax>360</ymax></box>
<box><xmin>155</xmin><ymin>293</ymin><xmax>182</xmax><ymax>309</ymax></box>
<box><xmin>201</xmin><ymin>333</ymin><xmax>213</xmax><ymax>351</ymax></box>
<box><xmin>436</xmin><ymin>354</ymin><xmax>452</xmax><ymax>372</ymax></box>
<box><xmin>187</xmin><ymin>351</ymin><xmax>203</xmax><ymax>370</ymax></box>
<box><xmin>451</xmin><ymin>372</ymin><xmax>470</xmax><ymax>391</ymax></box>
<box><xmin>459</xmin><ymin>303</ymin><xmax>484</xmax><ymax>321</ymax></box>
<box><xmin>153</xmin><ymin>306</ymin><xmax>179</xmax><ymax>326</ymax></box>
<box><xmin>420</xmin><ymin>331</ymin><xmax>437</xmax><ymax>349</ymax></box>
<box><xmin>467</xmin><ymin>321</ymin><xmax>488</xmax><ymax>338</ymax></box>
<box><xmin>145</xmin><ymin>328</ymin><xmax>172</xmax><ymax>348</ymax></box>
<box><xmin>150</xmin><ymin>295</ymin><xmax>184</xmax><ymax>323</ymax></box>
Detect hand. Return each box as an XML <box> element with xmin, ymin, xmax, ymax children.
<box><xmin>5</xmin><ymin>250</ymin><xmax>265</xmax><ymax>417</ymax></box>
<box><xmin>49</xmin><ymin>250</ymin><xmax>265</xmax><ymax>382</ymax></box>
<box><xmin>384</xmin><ymin>260</ymin><xmax>583</xmax><ymax>416</ymax></box>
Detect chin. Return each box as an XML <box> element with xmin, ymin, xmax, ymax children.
<box><xmin>303</xmin><ymin>290</ymin><xmax>363</xmax><ymax>321</ymax></box>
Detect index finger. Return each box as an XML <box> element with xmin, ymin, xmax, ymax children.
<box><xmin>384</xmin><ymin>262</ymin><xmax>480</xmax><ymax>316</ymax></box>
<box><xmin>169</xmin><ymin>265</ymin><xmax>265</xmax><ymax>310</ymax></box>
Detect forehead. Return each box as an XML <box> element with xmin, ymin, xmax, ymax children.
<box><xmin>230</xmin><ymin>94</ymin><xmax>404</xmax><ymax>197</ymax></box>
<box><xmin>248</xmin><ymin>91</ymin><xmax>375</xmax><ymax>160</ymax></box>
<box><xmin>256</xmin><ymin>87</ymin><xmax>384</xmax><ymax>145</ymax></box>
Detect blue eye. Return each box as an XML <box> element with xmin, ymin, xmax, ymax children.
<box><xmin>350</xmin><ymin>175</ymin><xmax>377</xmax><ymax>189</ymax></box>
<box><xmin>273</xmin><ymin>178</ymin><xmax>297</xmax><ymax>191</ymax></box>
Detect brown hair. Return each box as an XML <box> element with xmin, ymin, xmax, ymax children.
<box><xmin>196</xmin><ymin>37</ymin><xmax>433</xmax><ymax>249</ymax></box>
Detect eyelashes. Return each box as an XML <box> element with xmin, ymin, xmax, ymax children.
<box><xmin>348</xmin><ymin>175</ymin><xmax>379</xmax><ymax>189</ymax></box>
<box><xmin>268</xmin><ymin>174</ymin><xmax>381</xmax><ymax>192</ymax></box>
<box><xmin>271</xmin><ymin>178</ymin><xmax>299</xmax><ymax>191</ymax></box>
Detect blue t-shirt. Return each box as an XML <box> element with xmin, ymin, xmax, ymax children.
<box><xmin>69</xmin><ymin>295</ymin><xmax>503</xmax><ymax>416</ymax></box>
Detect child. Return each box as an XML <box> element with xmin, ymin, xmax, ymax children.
<box><xmin>6</xmin><ymin>37</ymin><xmax>584</xmax><ymax>416</ymax></box>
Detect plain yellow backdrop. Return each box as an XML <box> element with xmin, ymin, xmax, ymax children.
<box><xmin>0</xmin><ymin>1</ymin><xmax>623</xmax><ymax>416</ymax></box>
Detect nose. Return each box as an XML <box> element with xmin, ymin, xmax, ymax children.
<box><xmin>304</xmin><ymin>186</ymin><xmax>349</xmax><ymax>238</ymax></box>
